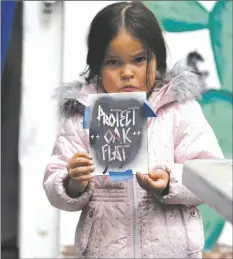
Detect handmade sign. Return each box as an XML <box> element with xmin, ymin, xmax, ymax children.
<box><xmin>85</xmin><ymin>92</ymin><xmax>149</xmax><ymax>178</ymax></box>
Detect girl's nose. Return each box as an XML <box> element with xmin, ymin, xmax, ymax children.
<box><xmin>121</xmin><ymin>66</ymin><xmax>134</xmax><ymax>80</ymax></box>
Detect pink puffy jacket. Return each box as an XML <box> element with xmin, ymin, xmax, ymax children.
<box><xmin>43</xmin><ymin>64</ymin><xmax>223</xmax><ymax>258</ymax></box>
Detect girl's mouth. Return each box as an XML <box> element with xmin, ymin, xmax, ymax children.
<box><xmin>119</xmin><ymin>85</ymin><xmax>140</xmax><ymax>92</ymax></box>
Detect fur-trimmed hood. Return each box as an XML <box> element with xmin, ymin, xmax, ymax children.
<box><xmin>54</xmin><ymin>62</ymin><xmax>202</xmax><ymax>118</ymax></box>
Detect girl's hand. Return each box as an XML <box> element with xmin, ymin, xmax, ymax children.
<box><xmin>136</xmin><ymin>169</ymin><xmax>170</xmax><ymax>195</ymax></box>
<box><xmin>66</xmin><ymin>152</ymin><xmax>94</xmax><ymax>195</ymax></box>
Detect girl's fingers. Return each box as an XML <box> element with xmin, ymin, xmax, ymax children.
<box><xmin>136</xmin><ymin>172</ymin><xmax>144</xmax><ymax>182</ymax></box>
<box><xmin>145</xmin><ymin>176</ymin><xmax>164</xmax><ymax>189</ymax></box>
<box><xmin>136</xmin><ymin>172</ymin><xmax>143</xmax><ymax>179</ymax></box>
<box><xmin>137</xmin><ymin>173</ymin><xmax>167</xmax><ymax>191</ymax></box>
<box><xmin>136</xmin><ymin>172</ymin><xmax>148</xmax><ymax>189</ymax></box>
<box><xmin>149</xmin><ymin>170</ymin><xmax>169</xmax><ymax>181</ymax></box>
<box><xmin>72</xmin><ymin>174</ymin><xmax>94</xmax><ymax>182</ymax></box>
<box><xmin>69</xmin><ymin>157</ymin><xmax>93</xmax><ymax>169</ymax></box>
<box><xmin>69</xmin><ymin>165</ymin><xmax>94</xmax><ymax>177</ymax></box>
<box><xmin>72</xmin><ymin>152</ymin><xmax>92</xmax><ymax>160</ymax></box>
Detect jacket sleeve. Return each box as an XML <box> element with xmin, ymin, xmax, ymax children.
<box><xmin>154</xmin><ymin>100</ymin><xmax>224</xmax><ymax>206</ymax></box>
<box><xmin>43</xmin><ymin>115</ymin><xmax>94</xmax><ymax>212</ymax></box>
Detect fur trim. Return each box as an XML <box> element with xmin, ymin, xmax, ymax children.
<box><xmin>164</xmin><ymin>62</ymin><xmax>202</xmax><ymax>102</ymax></box>
<box><xmin>54</xmin><ymin>62</ymin><xmax>202</xmax><ymax>118</ymax></box>
<box><xmin>53</xmin><ymin>81</ymin><xmax>85</xmax><ymax>118</ymax></box>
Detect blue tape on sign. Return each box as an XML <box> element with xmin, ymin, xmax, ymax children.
<box><xmin>109</xmin><ymin>169</ymin><xmax>133</xmax><ymax>182</ymax></box>
<box><xmin>144</xmin><ymin>100</ymin><xmax>157</xmax><ymax>117</ymax></box>
<box><xmin>83</xmin><ymin>107</ymin><xmax>90</xmax><ymax>128</ymax></box>
<box><xmin>1</xmin><ymin>1</ymin><xmax>16</xmax><ymax>75</ymax></box>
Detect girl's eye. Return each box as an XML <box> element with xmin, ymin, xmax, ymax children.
<box><xmin>104</xmin><ymin>60</ymin><xmax>120</xmax><ymax>66</ymax></box>
<box><xmin>135</xmin><ymin>56</ymin><xmax>146</xmax><ymax>63</ymax></box>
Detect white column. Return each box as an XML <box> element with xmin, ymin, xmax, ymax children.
<box><xmin>19</xmin><ymin>1</ymin><xmax>64</xmax><ymax>258</ymax></box>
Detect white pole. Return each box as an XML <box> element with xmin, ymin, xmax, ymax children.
<box><xmin>19</xmin><ymin>1</ymin><xmax>64</xmax><ymax>258</ymax></box>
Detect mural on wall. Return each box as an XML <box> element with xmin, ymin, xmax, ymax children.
<box><xmin>143</xmin><ymin>0</ymin><xmax>232</xmax><ymax>250</ymax></box>
<box><xmin>144</xmin><ymin>1</ymin><xmax>232</xmax><ymax>158</ymax></box>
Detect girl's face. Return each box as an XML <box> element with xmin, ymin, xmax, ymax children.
<box><xmin>100</xmin><ymin>28</ymin><xmax>157</xmax><ymax>93</ymax></box>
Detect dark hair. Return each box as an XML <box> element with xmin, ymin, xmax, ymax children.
<box><xmin>82</xmin><ymin>1</ymin><xmax>167</xmax><ymax>87</ymax></box>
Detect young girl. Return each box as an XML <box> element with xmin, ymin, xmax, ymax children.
<box><xmin>43</xmin><ymin>2</ymin><xmax>223</xmax><ymax>258</ymax></box>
